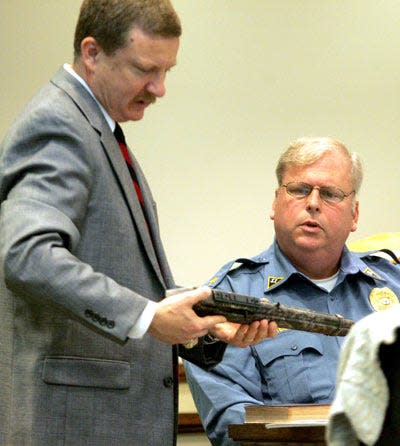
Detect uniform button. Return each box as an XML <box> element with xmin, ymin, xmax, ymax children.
<box><xmin>291</xmin><ymin>345</ymin><xmax>298</xmax><ymax>351</ymax></box>
<box><xmin>163</xmin><ymin>376</ymin><xmax>174</xmax><ymax>388</ymax></box>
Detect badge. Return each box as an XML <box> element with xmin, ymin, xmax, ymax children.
<box><xmin>369</xmin><ymin>287</ymin><xmax>399</xmax><ymax>311</ymax></box>
<box><xmin>267</xmin><ymin>276</ymin><xmax>284</xmax><ymax>289</ymax></box>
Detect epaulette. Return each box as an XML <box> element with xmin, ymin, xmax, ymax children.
<box><xmin>206</xmin><ymin>258</ymin><xmax>262</xmax><ymax>288</ymax></box>
<box><xmin>357</xmin><ymin>249</ymin><xmax>399</xmax><ymax>265</ymax></box>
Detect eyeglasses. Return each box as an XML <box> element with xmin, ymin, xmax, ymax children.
<box><xmin>281</xmin><ymin>181</ymin><xmax>355</xmax><ymax>203</ymax></box>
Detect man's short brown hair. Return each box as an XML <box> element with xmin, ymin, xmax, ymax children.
<box><xmin>73</xmin><ymin>0</ymin><xmax>181</xmax><ymax>59</ymax></box>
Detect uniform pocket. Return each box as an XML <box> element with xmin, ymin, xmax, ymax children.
<box><xmin>252</xmin><ymin>331</ymin><xmax>325</xmax><ymax>403</ymax></box>
<box><xmin>42</xmin><ymin>356</ymin><xmax>130</xmax><ymax>389</ymax></box>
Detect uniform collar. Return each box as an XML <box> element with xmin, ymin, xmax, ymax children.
<box><xmin>206</xmin><ymin>239</ymin><xmax>386</xmax><ymax>291</ymax></box>
<box><xmin>258</xmin><ymin>240</ymin><xmax>300</xmax><ymax>292</ymax></box>
<box><xmin>257</xmin><ymin>241</ymin><xmax>386</xmax><ymax>293</ymax></box>
<box><xmin>208</xmin><ymin>240</ymin><xmax>307</xmax><ymax>293</ymax></box>
<box><xmin>343</xmin><ymin>247</ymin><xmax>386</xmax><ymax>281</ymax></box>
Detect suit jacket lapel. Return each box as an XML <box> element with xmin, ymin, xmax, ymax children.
<box><xmin>129</xmin><ymin>150</ymin><xmax>175</xmax><ymax>288</ymax></box>
<box><xmin>101</xmin><ymin>130</ymin><xmax>172</xmax><ymax>289</ymax></box>
<box><xmin>51</xmin><ymin>67</ymin><xmax>168</xmax><ymax>288</ymax></box>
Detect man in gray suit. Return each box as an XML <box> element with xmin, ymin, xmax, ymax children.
<box><xmin>0</xmin><ymin>1</ymin><xmax>276</xmax><ymax>445</ymax></box>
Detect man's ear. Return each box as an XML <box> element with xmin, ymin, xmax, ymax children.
<box><xmin>350</xmin><ymin>200</ymin><xmax>359</xmax><ymax>232</ymax></box>
<box><xmin>80</xmin><ymin>36</ymin><xmax>101</xmax><ymax>69</ymax></box>
<box><xmin>270</xmin><ymin>190</ymin><xmax>279</xmax><ymax>221</ymax></box>
<box><xmin>270</xmin><ymin>198</ymin><xmax>277</xmax><ymax>221</ymax></box>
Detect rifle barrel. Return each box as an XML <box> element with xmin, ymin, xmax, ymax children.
<box><xmin>193</xmin><ymin>289</ymin><xmax>354</xmax><ymax>336</ymax></box>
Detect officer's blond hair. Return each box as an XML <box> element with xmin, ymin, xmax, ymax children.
<box><xmin>275</xmin><ymin>137</ymin><xmax>363</xmax><ymax>195</ymax></box>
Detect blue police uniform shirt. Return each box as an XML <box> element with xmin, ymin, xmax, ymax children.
<box><xmin>184</xmin><ymin>239</ymin><xmax>400</xmax><ymax>446</ymax></box>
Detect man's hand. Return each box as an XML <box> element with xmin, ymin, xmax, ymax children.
<box><xmin>209</xmin><ymin>319</ymin><xmax>278</xmax><ymax>348</ymax></box>
<box><xmin>148</xmin><ymin>287</ymin><xmax>227</xmax><ymax>345</ymax></box>
<box><xmin>148</xmin><ymin>287</ymin><xmax>277</xmax><ymax>347</ymax></box>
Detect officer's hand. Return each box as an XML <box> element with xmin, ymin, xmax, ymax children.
<box><xmin>209</xmin><ymin>319</ymin><xmax>277</xmax><ymax>347</ymax></box>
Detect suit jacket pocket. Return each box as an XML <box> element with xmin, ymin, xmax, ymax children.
<box><xmin>42</xmin><ymin>356</ymin><xmax>130</xmax><ymax>389</ymax></box>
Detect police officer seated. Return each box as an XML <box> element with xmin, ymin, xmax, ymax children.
<box><xmin>184</xmin><ymin>137</ymin><xmax>400</xmax><ymax>446</ymax></box>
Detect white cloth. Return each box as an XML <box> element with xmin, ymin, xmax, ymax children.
<box><xmin>326</xmin><ymin>304</ymin><xmax>400</xmax><ymax>445</ymax></box>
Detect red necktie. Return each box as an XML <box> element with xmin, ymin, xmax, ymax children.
<box><xmin>114</xmin><ymin>124</ymin><xmax>169</xmax><ymax>281</ymax></box>
<box><xmin>114</xmin><ymin>123</ymin><xmax>145</xmax><ymax>207</ymax></box>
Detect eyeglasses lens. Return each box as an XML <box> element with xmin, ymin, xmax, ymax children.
<box><xmin>285</xmin><ymin>182</ymin><xmax>345</xmax><ymax>203</ymax></box>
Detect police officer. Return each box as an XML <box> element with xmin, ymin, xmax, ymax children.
<box><xmin>184</xmin><ymin>137</ymin><xmax>400</xmax><ymax>446</ymax></box>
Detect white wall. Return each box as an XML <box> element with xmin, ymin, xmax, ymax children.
<box><xmin>1</xmin><ymin>0</ymin><xmax>399</xmax><ymax>288</ymax></box>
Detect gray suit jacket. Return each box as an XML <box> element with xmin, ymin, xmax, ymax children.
<box><xmin>0</xmin><ymin>68</ymin><xmax>225</xmax><ymax>446</ymax></box>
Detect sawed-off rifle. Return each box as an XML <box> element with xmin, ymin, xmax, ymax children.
<box><xmin>168</xmin><ymin>288</ymin><xmax>354</xmax><ymax>337</ymax></box>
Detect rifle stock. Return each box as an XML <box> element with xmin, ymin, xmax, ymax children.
<box><xmin>193</xmin><ymin>289</ymin><xmax>354</xmax><ymax>336</ymax></box>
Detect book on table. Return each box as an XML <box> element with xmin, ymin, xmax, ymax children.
<box><xmin>244</xmin><ymin>404</ymin><xmax>331</xmax><ymax>429</ymax></box>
